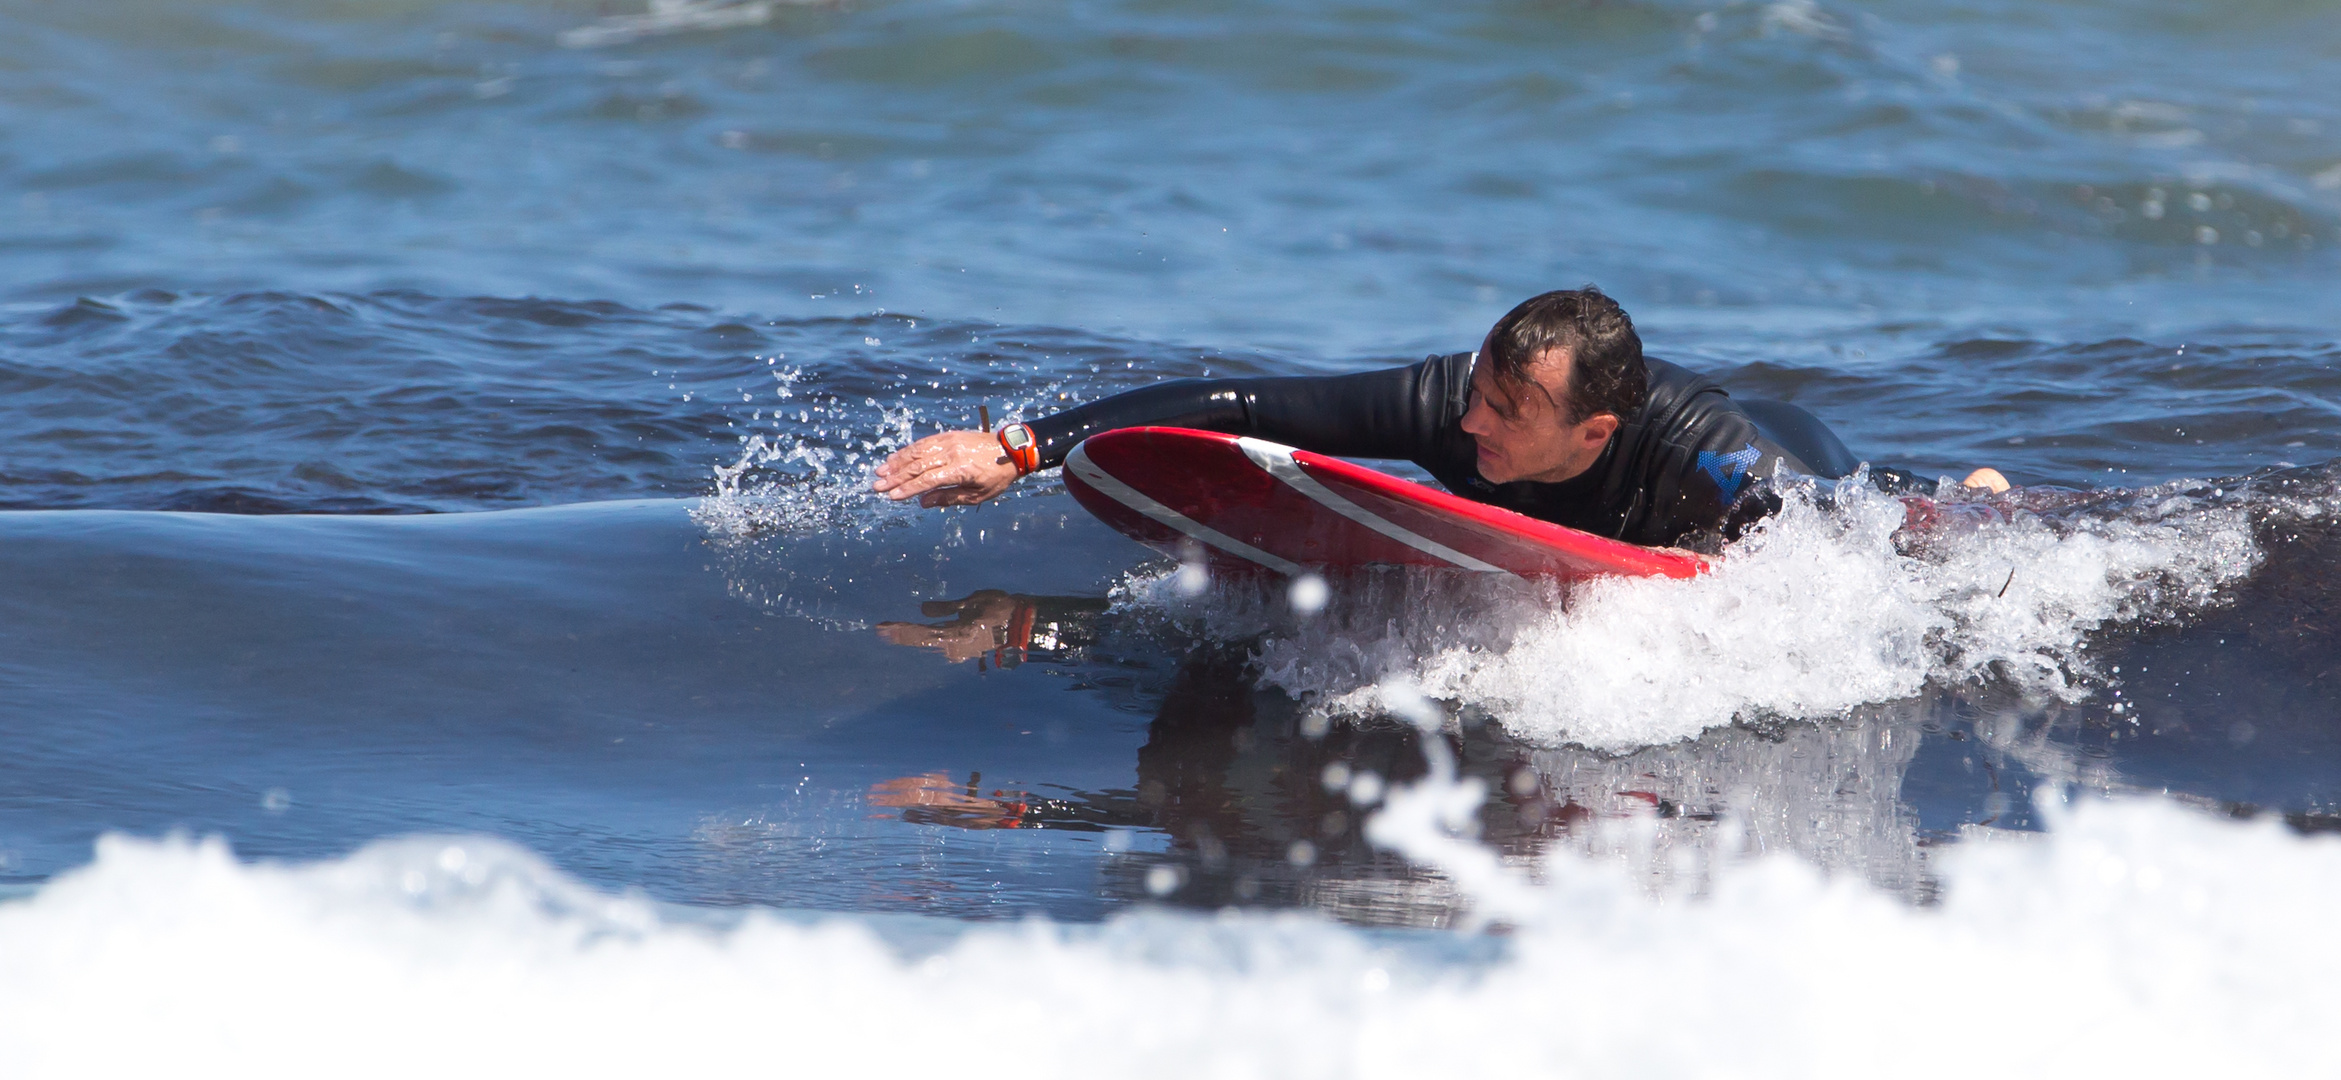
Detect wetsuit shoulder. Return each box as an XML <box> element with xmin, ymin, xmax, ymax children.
<box><xmin>1022</xmin><ymin>353</ymin><xmax>1472</xmax><ymax>470</ymax></box>
<box><xmin>1627</xmin><ymin>358</ymin><xmax>1776</xmax><ymax>547</ymax></box>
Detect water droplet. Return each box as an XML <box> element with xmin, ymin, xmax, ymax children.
<box><xmin>1288</xmin><ymin>573</ymin><xmax>1329</xmax><ymax>615</ymax></box>
<box><xmin>1144</xmin><ymin>865</ymin><xmax>1184</xmax><ymax>896</ymax></box>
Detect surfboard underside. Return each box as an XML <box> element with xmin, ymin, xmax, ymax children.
<box><xmin>1061</xmin><ymin>427</ymin><xmax>1707</xmax><ymax>583</ymax></box>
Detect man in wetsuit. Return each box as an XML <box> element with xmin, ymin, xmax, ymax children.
<box><xmin>873</xmin><ymin>288</ymin><xmax>2005</xmax><ymax>549</ymax></box>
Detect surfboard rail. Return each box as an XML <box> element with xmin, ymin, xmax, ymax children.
<box><xmin>1062</xmin><ymin>426</ymin><xmax>1708</xmax><ymax>582</ymax></box>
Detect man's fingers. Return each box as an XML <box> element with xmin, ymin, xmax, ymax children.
<box><xmin>873</xmin><ymin>448</ymin><xmax>942</xmax><ymax>490</ymax></box>
<box><xmin>873</xmin><ymin>441</ymin><xmax>942</xmax><ymax>488</ymax></box>
<box><xmin>874</xmin><ymin>439</ymin><xmax>984</xmax><ymax>496</ymax></box>
<box><xmin>874</xmin><ymin>622</ymin><xmax>937</xmax><ymax>647</ymax></box>
<box><xmin>880</xmin><ymin>459</ymin><xmax>967</xmax><ymax>500</ymax></box>
<box><xmin>1961</xmin><ymin>467</ymin><xmax>2011</xmax><ymax>494</ymax></box>
<box><xmin>875</xmin><ymin>443</ymin><xmax>937</xmax><ymax>478</ymax></box>
<box><xmin>872</xmin><ymin>431</ymin><xmax>1010</xmax><ymax>507</ymax></box>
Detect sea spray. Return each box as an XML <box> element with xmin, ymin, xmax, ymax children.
<box><xmin>1122</xmin><ymin>475</ymin><xmax>2263</xmax><ymax>751</ymax></box>
<box><xmin>691</xmin><ymin>363</ymin><xmax>1086</xmax><ymax>541</ymax></box>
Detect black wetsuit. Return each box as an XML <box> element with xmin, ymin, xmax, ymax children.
<box><xmin>1026</xmin><ymin>351</ymin><xmax>1872</xmax><ymax>550</ymax></box>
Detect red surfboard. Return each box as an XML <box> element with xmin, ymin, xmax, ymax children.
<box><xmin>1062</xmin><ymin>427</ymin><xmax>1708</xmax><ymax>582</ymax></box>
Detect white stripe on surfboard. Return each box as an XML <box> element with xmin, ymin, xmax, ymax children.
<box><xmin>1235</xmin><ymin>437</ymin><xmax>1508</xmax><ymax>574</ymax></box>
<box><xmin>1064</xmin><ymin>442</ymin><xmax>1305</xmax><ymax>576</ymax></box>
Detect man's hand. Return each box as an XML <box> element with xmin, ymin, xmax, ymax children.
<box><xmin>1961</xmin><ymin>467</ymin><xmax>2011</xmax><ymax>494</ymax></box>
<box><xmin>874</xmin><ymin>590</ymin><xmax>1022</xmax><ymax>663</ymax></box>
<box><xmin>871</xmin><ymin>430</ymin><xmax>1020</xmax><ymax>507</ymax></box>
<box><xmin>867</xmin><ymin>771</ymin><xmax>1030</xmax><ymax>829</ymax></box>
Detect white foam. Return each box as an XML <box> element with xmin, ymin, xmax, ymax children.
<box><xmin>558</xmin><ymin>1</ymin><xmax>795</xmax><ymax>50</ymax></box>
<box><xmin>2</xmin><ymin>795</ymin><xmax>2336</xmax><ymax>1075</ymax></box>
<box><xmin>1212</xmin><ymin>479</ymin><xmax>2261</xmax><ymax>751</ymax></box>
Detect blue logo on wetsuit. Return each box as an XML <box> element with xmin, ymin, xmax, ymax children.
<box><xmin>1697</xmin><ymin>444</ymin><xmax>1763</xmax><ymax>502</ymax></box>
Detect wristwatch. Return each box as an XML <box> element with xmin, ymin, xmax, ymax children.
<box><xmin>997</xmin><ymin>422</ymin><xmax>1040</xmax><ymax>476</ymax></box>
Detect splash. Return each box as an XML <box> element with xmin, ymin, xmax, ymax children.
<box><xmin>690</xmin><ymin>399</ymin><xmax>923</xmax><ymax>538</ymax></box>
<box><xmin>1130</xmin><ymin>474</ymin><xmax>2264</xmax><ymax>752</ymax></box>
<box><xmin>690</xmin><ymin>357</ymin><xmax>1086</xmax><ymax>541</ymax></box>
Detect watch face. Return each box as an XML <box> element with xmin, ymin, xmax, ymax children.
<box><xmin>1003</xmin><ymin>427</ymin><xmax>1032</xmax><ymax>449</ymax></box>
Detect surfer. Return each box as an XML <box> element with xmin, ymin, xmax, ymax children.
<box><xmin>873</xmin><ymin>288</ymin><xmax>2007</xmax><ymax>548</ymax></box>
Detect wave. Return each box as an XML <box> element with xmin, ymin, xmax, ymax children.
<box><xmin>1</xmin><ymin>792</ymin><xmax>2334</xmax><ymax>1075</ymax></box>
<box><xmin>1114</xmin><ymin>468</ymin><xmax>2310</xmax><ymax>752</ymax></box>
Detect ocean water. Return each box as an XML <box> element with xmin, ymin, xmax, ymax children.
<box><xmin>3</xmin><ymin>0</ymin><xmax>2339</xmax><ymax>1071</ymax></box>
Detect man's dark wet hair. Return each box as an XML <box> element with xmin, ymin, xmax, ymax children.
<box><xmin>1482</xmin><ymin>286</ymin><xmax>1646</xmax><ymax>424</ymax></box>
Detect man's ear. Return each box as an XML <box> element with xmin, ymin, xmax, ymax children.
<box><xmin>1578</xmin><ymin>413</ymin><xmax>1621</xmax><ymax>446</ymax></box>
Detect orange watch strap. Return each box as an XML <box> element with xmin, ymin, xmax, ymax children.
<box><xmin>997</xmin><ymin>423</ymin><xmax>1040</xmax><ymax>476</ymax></box>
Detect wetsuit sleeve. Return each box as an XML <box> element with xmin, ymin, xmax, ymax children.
<box><xmin>1022</xmin><ymin>359</ymin><xmax>1453</xmax><ymax>469</ymax></box>
<box><xmin>1009</xmin><ymin>594</ymin><xmax>1111</xmax><ymax>663</ymax></box>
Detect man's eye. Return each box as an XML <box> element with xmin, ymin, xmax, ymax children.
<box><xmin>1471</xmin><ymin>383</ymin><xmax>1515</xmax><ymax>421</ymax></box>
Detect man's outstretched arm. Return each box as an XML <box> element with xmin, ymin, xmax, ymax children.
<box><xmin>873</xmin><ymin>358</ymin><xmax>1457</xmax><ymax>507</ymax></box>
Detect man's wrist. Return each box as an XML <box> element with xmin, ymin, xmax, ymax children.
<box><xmin>996</xmin><ymin>422</ymin><xmax>1040</xmax><ymax>476</ymax></box>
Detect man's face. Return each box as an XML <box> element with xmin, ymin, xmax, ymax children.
<box><xmin>1458</xmin><ymin>344</ymin><xmax>1621</xmax><ymax>485</ymax></box>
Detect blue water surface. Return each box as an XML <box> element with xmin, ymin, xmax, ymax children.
<box><xmin>1</xmin><ymin>0</ymin><xmax>2337</xmax><ymax>922</ymax></box>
